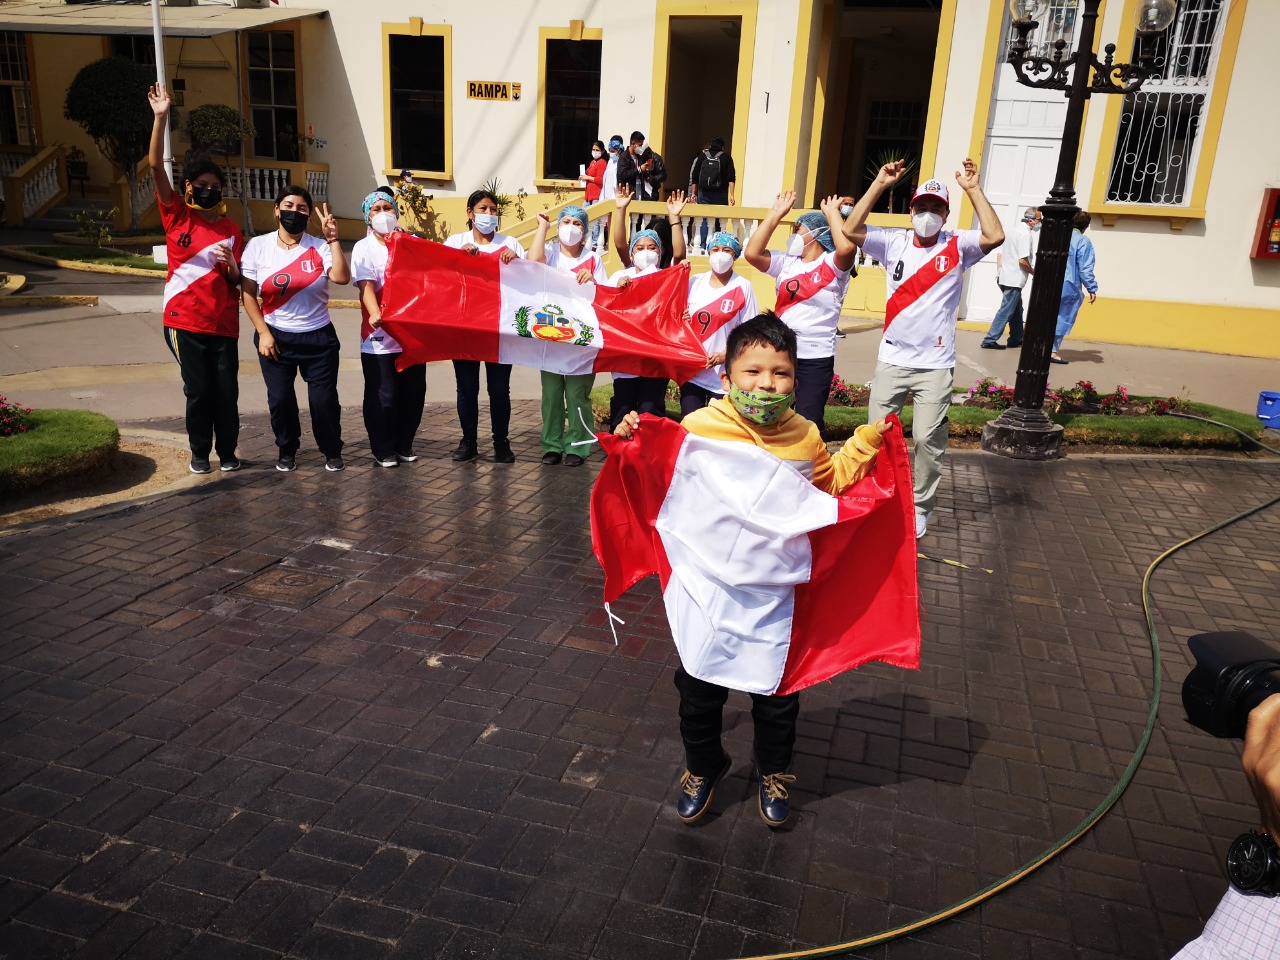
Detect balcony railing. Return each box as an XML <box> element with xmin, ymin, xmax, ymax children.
<box><xmin>1</xmin><ymin>145</ymin><xmax>67</xmax><ymax>227</ymax></box>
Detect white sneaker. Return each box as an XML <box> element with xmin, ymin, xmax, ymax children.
<box><xmin>915</xmin><ymin>511</ymin><xmax>931</xmax><ymax>539</ymax></box>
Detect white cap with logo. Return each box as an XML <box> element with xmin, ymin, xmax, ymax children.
<box><xmin>910</xmin><ymin>179</ymin><xmax>950</xmax><ymax>210</ymax></box>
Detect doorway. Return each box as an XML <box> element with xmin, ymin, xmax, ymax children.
<box><xmin>661</xmin><ymin>17</ymin><xmax>740</xmax><ymax>195</ymax></box>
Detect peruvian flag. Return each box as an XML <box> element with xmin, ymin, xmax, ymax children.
<box><xmin>591</xmin><ymin>416</ymin><xmax>921</xmax><ymax>696</ymax></box>
<box><xmin>379</xmin><ymin>234</ymin><xmax>706</xmax><ymax>380</ymax></box>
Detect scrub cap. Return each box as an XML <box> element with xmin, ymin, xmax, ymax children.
<box><xmin>361</xmin><ymin>190</ymin><xmax>398</xmax><ymax>224</ymax></box>
<box><xmin>796</xmin><ymin>211</ymin><xmax>835</xmax><ymax>252</ymax></box>
<box><xmin>706</xmin><ymin>231</ymin><xmax>741</xmax><ymax>257</ymax></box>
<box><xmin>559</xmin><ymin>204</ymin><xmax>588</xmax><ymax>228</ymax></box>
<box><xmin>629</xmin><ymin>228</ymin><xmax>663</xmax><ymax>257</ymax></box>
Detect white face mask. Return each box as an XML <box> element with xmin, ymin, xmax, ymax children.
<box><xmin>708</xmin><ymin>250</ymin><xmax>734</xmax><ymax>275</ymax></box>
<box><xmin>786</xmin><ymin>232</ymin><xmax>808</xmax><ymax>258</ymax></box>
<box><xmin>559</xmin><ymin>223</ymin><xmax>584</xmax><ymax>246</ymax></box>
<box><xmin>473</xmin><ymin>212</ymin><xmax>499</xmax><ymax>235</ymax></box>
<box><xmin>912</xmin><ymin>210</ymin><xmax>944</xmax><ymax>239</ymax></box>
<box><xmin>591</xmin><ymin>150</ymin><xmax>602</xmax><ymax>159</ymax></box>
<box><xmin>632</xmin><ymin>249</ymin><xmax>660</xmax><ymax>271</ymax></box>
<box><xmin>839</xmin><ymin>205</ymin><xmax>853</xmax><ymax>218</ymax></box>
<box><xmin>370</xmin><ymin>211</ymin><xmax>397</xmax><ymax>236</ymax></box>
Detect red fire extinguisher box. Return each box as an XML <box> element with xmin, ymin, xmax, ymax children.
<box><xmin>1251</xmin><ymin>187</ymin><xmax>1280</xmax><ymax>260</ymax></box>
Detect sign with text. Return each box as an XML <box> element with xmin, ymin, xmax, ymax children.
<box><xmin>467</xmin><ymin>81</ymin><xmax>518</xmax><ymax>101</ymax></box>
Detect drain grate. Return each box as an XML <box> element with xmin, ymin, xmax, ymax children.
<box><xmin>230</xmin><ymin>567</ymin><xmax>342</xmax><ymax>608</ymax></box>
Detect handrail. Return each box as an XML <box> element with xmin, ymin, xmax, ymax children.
<box><xmin>1</xmin><ymin>144</ymin><xmax>67</xmax><ymax>227</ymax></box>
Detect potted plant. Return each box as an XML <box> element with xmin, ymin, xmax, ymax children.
<box><xmin>65</xmin><ymin>145</ymin><xmax>89</xmax><ymax>180</ymax></box>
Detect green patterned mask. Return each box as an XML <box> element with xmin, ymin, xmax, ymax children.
<box><xmin>728</xmin><ymin>383</ymin><xmax>794</xmax><ymax>425</ymax></box>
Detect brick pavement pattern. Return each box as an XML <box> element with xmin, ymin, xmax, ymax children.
<box><xmin>2</xmin><ymin>405</ymin><xmax>1279</xmax><ymax>959</ymax></box>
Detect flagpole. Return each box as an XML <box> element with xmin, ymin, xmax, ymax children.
<box><xmin>150</xmin><ymin>0</ymin><xmax>174</xmax><ymax>187</ymax></box>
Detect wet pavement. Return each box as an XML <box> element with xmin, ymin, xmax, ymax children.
<box><xmin>2</xmin><ymin>403</ymin><xmax>1279</xmax><ymax>959</ymax></box>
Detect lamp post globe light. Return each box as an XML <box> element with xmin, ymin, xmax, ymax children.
<box><xmin>979</xmin><ymin>0</ymin><xmax>1175</xmax><ymax>459</ymax></box>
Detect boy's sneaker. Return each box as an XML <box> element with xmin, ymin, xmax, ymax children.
<box><xmin>676</xmin><ymin>755</ymin><xmax>731</xmax><ymax>824</ymax></box>
<box><xmin>757</xmin><ymin>770</ymin><xmax>797</xmax><ymax>828</ymax></box>
<box><xmin>219</xmin><ymin>458</ymin><xmax>242</xmax><ymax>473</ymax></box>
<box><xmin>189</xmin><ymin>456</ymin><xmax>212</xmax><ymax>475</ymax></box>
<box><xmin>325</xmin><ymin>456</ymin><xmax>346</xmax><ymax>472</ymax></box>
<box><xmin>375</xmin><ymin>457</ymin><xmax>399</xmax><ymax>468</ymax></box>
<box><xmin>915</xmin><ymin>510</ymin><xmax>931</xmax><ymax>539</ymax></box>
<box><xmin>276</xmin><ymin>454</ymin><xmax>297</xmax><ymax>472</ymax></box>
<box><xmin>396</xmin><ymin>451</ymin><xmax>418</xmax><ymax>463</ymax></box>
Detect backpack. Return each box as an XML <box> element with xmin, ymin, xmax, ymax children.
<box><xmin>698</xmin><ymin>151</ymin><xmax>723</xmax><ymax>191</ymax></box>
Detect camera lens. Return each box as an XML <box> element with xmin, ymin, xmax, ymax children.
<box><xmin>1182</xmin><ymin>631</ymin><xmax>1280</xmax><ymax>740</ymax></box>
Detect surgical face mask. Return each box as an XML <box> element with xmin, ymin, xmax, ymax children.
<box><xmin>786</xmin><ymin>232</ymin><xmax>808</xmax><ymax>258</ymax></box>
<box><xmin>473</xmin><ymin>212</ymin><xmax>499</xmax><ymax>235</ymax></box>
<box><xmin>559</xmin><ymin>223</ymin><xmax>584</xmax><ymax>246</ymax></box>
<box><xmin>591</xmin><ymin>150</ymin><xmax>602</xmax><ymax>159</ymax></box>
<box><xmin>278</xmin><ymin>209</ymin><xmax>309</xmax><ymax>235</ymax></box>
<box><xmin>632</xmin><ymin>248</ymin><xmax>660</xmax><ymax>271</ymax></box>
<box><xmin>189</xmin><ymin>185</ymin><xmax>222</xmax><ymax>210</ymax></box>
<box><xmin>728</xmin><ymin>382</ymin><xmax>794</xmax><ymax>426</ymax></box>
<box><xmin>1030</xmin><ymin>220</ymin><xmax>1042</xmax><ymax>232</ymax></box>
<box><xmin>708</xmin><ymin>250</ymin><xmax>734</xmax><ymax>275</ymax></box>
<box><xmin>912</xmin><ymin>210</ymin><xmax>944</xmax><ymax>239</ymax></box>
<box><xmin>370</xmin><ymin>211</ymin><xmax>397</xmax><ymax>236</ymax></box>
<box><xmin>839</xmin><ymin>204</ymin><xmax>853</xmax><ymax>218</ymax></box>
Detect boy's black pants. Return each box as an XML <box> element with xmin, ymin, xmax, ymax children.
<box><xmin>255</xmin><ymin>323</ymin><xmax>343</xmax><ymax>458</ymax></box>
<box><xmin>164</xmin><ymin>326</ymin><xmax>239</xmax><ymax>460</ymax></box>
<box><xmin>361</xmin><ymin>353</ymin><xmax>426</xmax><ymax>460</ymax></box>
<box><xmin>610</xmin><ymin>376</ymin><xmax>668</xmax><ymax>429</ymax></box>
<box><xmin>794</xmin><ymin>355</ymin><xmax>835</xmax><ymax>434</ymax></box>
<box><xmin>674</xmin><ymin>666</ymin><xmax>799</xmax><ymax>777</ymax></box>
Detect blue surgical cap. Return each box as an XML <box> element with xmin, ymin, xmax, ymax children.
<box><xmin>362</xmin><ymin>190</ymin><xmax>398</xmax><ymax>225</ymax></box>
<box><xmin>559</xmin><ymin>205</ymin><xmax>588</xmax><ymax>228</ymax></box>
<box><xmin>795</xmin><ymin>212</ymin><xmax>835</xmax><ymax>252</ymax></box>
<box><xmin>629</xmin><ymin>228</ymin><xmax>663</xmax><ymax>257</ymax></box>
<box><xmin>706</xmin><ymin>231</ymin><xmax>741</xmax><ymax>257</ymax></box>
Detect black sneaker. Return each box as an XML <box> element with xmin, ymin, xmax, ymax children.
<box><xmin>219</xmin><ymin>458</ymin><xmax>242</xmax><ymax>473</ymax></box>
<box><xmin>189</xmin><ymin>456</ymin><xmax>212</xmax><ymax>475</ymax></box>
<box><xmin>451</xmin><ymin>440</ymin><xmax>477</xmax><ymax>462</ymax></box>
<box><xmin>757</xmin><ymin>770</ymin><xmax>797</xmax><ymax>828</ymax></box>
<box><xmin>980</xmin><ymin>342</ymin><xmax>1006</xmax><ymax>350</ymax></box>
<box><xmin>541</xmin><ymin>452</ymin><xmax>562</xmax><ymax>465</ymax></box>
<box><xmin>395</xmin><ymin>451</ymin><xmax>418</xmax><ymax>463</ymax></box>
<box><xmin>1007</xmin><ymin>340</ymin><xmax>1023</xmax><ymax>347</ymax></box>
<box><xmin>276</xmin><ymin>454</ymin><xmax>296</xmax><ymax>472</ymax></box>
<box><xmin>375</xmin><ymin>456</ymin><xmax>399</xmax><ymax>468</ymax></box>
<box><xmin>676</xmin><ymin>756</ymin><xmax>731</xmax><ymax>824</ymax></box>
<box><xmin>564</xmin><ymin>454</ymin><xmax>585</xmax><ymax>467</ymax></box>
<box><xmin>325</xmin><ymin>456</ymin><xmax>345</xmax><ymax>472</ymax></box>
<box><xmin>493</xmin><ymin>441</ymin><xmax>515</xmax><ymax>464</ymax></box>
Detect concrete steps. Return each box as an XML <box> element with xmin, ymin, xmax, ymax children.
<box><xmin>24</xmin><ymin>197</ymin><xmax>115</xmax><ymax>234</ymax></box>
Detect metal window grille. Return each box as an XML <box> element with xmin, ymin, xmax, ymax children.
<box><xmin>1004</xmin><ymin>0</ymin><xmax>1081</xmax><ymax>60</ymax></box>
<box><xmin>1105</xmin><ymin>0</ymin><xmax>1225</xmax><ymax>206</ymax></box>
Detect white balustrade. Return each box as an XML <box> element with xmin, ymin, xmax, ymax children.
<box><xmin>305</xmin><ymin>168</ymin><xmax>328</xmax><ymax>204</ymax></box>
<box><xmin>21</xmin><ymin>150</ymin><xmax>61</xmax><ymax>218</ymax></box>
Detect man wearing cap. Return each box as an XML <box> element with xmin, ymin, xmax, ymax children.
<box><xmin>981</xmin><ymin>206</ymin><xmax>1040</xmax><ymax>349</ymax></box>
<box><xmin>843</xmin><ymin>158</ymin><xmax>1004</xmax><ymax>539</ymax></box>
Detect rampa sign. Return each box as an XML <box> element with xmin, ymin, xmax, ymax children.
<box><xmin>467</xmin><ymin>81</ymin><xmax>521</xmax><ymax>101</ymax></box>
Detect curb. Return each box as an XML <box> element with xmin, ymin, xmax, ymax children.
<box><xmin>0</xmin><ymin>245</ymin><xmax>165</xmax><ymax>278</ymax></box>
<box><xmin>0</xmin><ymin>294</ymin><xmax>99</xmax><ymax>308</ymax></box>
<box><xmin>0</xmin><ymin>273</ymin><xmax>27</xmax><ymax>295</ymax></box>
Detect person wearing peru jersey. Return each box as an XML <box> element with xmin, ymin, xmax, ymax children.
<box><xmin>147</xmin><ymin>83</ymin><xmax>244</xmax><ymax>476</ymax></box>
<box><xmin>444</xmin><ymin>188</ymin><xmax>527</xmax><ymax>464</ymax></box>
<box><xmin>352</xmin><ymin>191</ymin><xmax>426</xmax><ymax>468</ymax></box>
<box><xmin>680</xmin><ymin>231</ymin><xmax>758</xmax><ymax>419</ymax></box>
<box><xmin>241</xmin><ymin>184</ymin><xmax>351</xmax><ymax>473</ymax></box>
<box><xmin>743</xmin><ymin>191</ymin><xmax>858</xmax><ymax>433</ymax></box>
<box><xmin>528</xmin><ymin>205</ymin><xmax>607</xmax><ymax>467</ymax></box>
<box><xmin>843</xmin><ymin>158</ymin><xmax>1004</xmax><ymax>539</ymax></box>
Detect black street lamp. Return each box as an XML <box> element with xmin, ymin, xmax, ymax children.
<box><xmin>980</xmin><ymin>0</ymin><xmax>1177</xmax><ymax>459</ymax></box>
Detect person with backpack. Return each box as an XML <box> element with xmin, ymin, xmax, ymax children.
<box><xmin>688</xmin><ymin>136</ymin><xmax>737</xmax><ymax>252</ymax></box>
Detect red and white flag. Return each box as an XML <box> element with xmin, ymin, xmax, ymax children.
<box><xmin>591</xmin><ymin>416</ymin><xmax>921</xmax><ymax>696</ymax></box>
<box><xmin>379</xmin><ymin>234</ymin><xmax>706</xmax><ymax>381</ymax></box>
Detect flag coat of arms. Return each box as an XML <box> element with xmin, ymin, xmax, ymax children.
<box><xmin>378</xmin><ymin>234</ymin><xmax>706</xmax><ymax>381</ymax></box>
<box><xmin>591</xmin><ymin>416</ymin><xmax>921</xmax><ymax>696</ymax></box>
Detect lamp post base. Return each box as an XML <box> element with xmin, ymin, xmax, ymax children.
<box><xmin>980</xmin><ymin>406</ymin><xmax>1064</xmax><ymax>460</ymax></box>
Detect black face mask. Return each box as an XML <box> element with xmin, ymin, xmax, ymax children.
<box><xmin>190</xmin><ymin>186</ymin><xmax>222</xmax><ymax>209</ymax></box>
<box><xmin>278</xmin><ymin>209</ymin><xmax>309</xmax><ymax>235</ymax></box>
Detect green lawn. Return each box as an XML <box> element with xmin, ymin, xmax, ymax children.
<box><xmin>24</xmin><ymin>245</ymin><xmax>165</xmax><ymax>272</ymax></box>
<box><xmin>0</xmin><ymin>409</ymin><xmax>120</xmax><ymax>499</ymax></box>
<box><xmin>588</xmin><ymin>387</ymin><xmax>1262</xmax><ymax>451</ymax></box>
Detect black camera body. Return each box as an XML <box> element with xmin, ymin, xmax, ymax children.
<box><xmin>1182</xmin><ymin>631</ymin><xmax>1280</xmax><ymax>740</ymax></box>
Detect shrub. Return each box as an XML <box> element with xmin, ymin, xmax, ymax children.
<box><xmin>1099</xmin><ymin>385</ymin><xmax>1130</xmax><ymax>416</ymax></box>
<box><xmin>829</xmin><ymin>374</ymin><xmax>870</xmax><ymax>407</ymax></box>
<box><xmin>0</xmin><ymin>396</ymin><xmax>33</xmax><ymax>437</ymax></box>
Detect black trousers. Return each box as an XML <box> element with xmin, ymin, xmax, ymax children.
<box><xmin>453</xmin><ymin>360</ymin><xmax>511</xmax><ymax>446</ymax></box>
<box><xmin>610</xmin><ymin>376</ymin><xmax>668</xmax><ymax>429</ymax></box>
<box><xmin>679</xmin><ymin>382</ymin><xmax>717</xmax><ymax>420</ymax></box>
<box><xmin>794</xmin><ymin>355</ymin><xmax>836</xmax><ymax>433</ymax></box>
<box><xmin>361</xmin><ymin>353</ymin><xmax>427</xmax><ymax>460</ymax></box>
<box><xmin>164</xmin><ymin>327</ymin><xmax>239</xmax><ymax>460</ymax></box>
<box><xmin>675</xmin><ymin>667</ymin><xmax>799</xmax><ymax>777</ymax></box>
<box><xmin>256</xmin><ymin>323</ymin><xmax>343</xmax><ymax>458</ymax></box>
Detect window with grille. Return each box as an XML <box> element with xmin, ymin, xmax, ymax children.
<box><xmin>246</xmin><ymin>30</ymin><xmax>299</xmax><ymax>161</ymax></box>
<box><xmin>388</xmin><ymin>33</ymin><xmax>446</xmax><ymax>174</ymax></box>
<box><xmin>542</xmin><ymin>39</ymin><xmax>601</xmax><ymax>180</ymax></box>
<box><xmin>0</xmin><ymin>31</ymin><xmax>33</xmax><ymax>147</ymax></box>
<box><xmin>1104</xmin><ymin>0</ymin><xmax>1225</xmax><ymax>206</ymax></box>
<box><xmin>1003</xmin><ymin>0</ymin><xmax>1081</xmax><ymax>60</ymax></box>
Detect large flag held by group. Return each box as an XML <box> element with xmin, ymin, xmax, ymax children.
<box><xmin>591</xmin><ymin>416</ymin><xmax>921</xmax><ymax>697</ymax></box>
<box><xmin>378</xmin><ymin>234</ymin><xmax>707</xmax><ymax>382</ymax></box>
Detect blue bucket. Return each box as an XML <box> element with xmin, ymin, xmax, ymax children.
<box><xmin>1259</xmin><ymin>391</ymin><xmax>1280</xmax><ymax>429</ymax></box>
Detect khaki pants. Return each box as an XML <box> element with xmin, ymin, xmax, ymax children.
<box><xmin>867</xmin><ymin>361</ymin><xmax>953</xmax><ymax>515</ymax></box>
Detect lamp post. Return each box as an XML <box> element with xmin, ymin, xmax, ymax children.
<box><xmin>980</xmin><ymin>0</ymin><xmax>1176</xmax><ymax>459</ymax></box>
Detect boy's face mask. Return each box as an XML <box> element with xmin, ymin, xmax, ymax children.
<box><xmin>728</xmin><ymin>382</ymin><xmax>794</xmax><ymax>425</ymax></box>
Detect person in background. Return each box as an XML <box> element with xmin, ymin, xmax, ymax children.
<box><xmin>688</xmin><ymin>135</ymin><xmax>737</xmax><ymax>253</ymax></box>
<box><xmin>241</xmin><ymin>184</ymin><xmax>350</xmax><ymax>473</ymax></box>
<box><xmin>443</xmin><ymin>189</ymin><xmax>526</xmax><ymax>463</ymax></box>
<box><xmin>148</xmin><ymin>83</ymin><xmax>245</xmax><ymax>476</ymax></box>
<box><xmin>680</xmin><ymin>231</ymin><xmax>758</xmax><ymax>418</ymax></box>
<box><xmin>742</xmin><ymin>191</ymin><xmax>858</xmax><ymax>434</ymax></box>
<box><xmin>982</xmin><ymin>206</ymin><xmax>1040</xmax><ymax>350</ymax></box>
<box><xmin>615</xmin><ymin>131</ymin><xmax>667</xmax><ymax>227</ymax></box>
<box><xmin>528</xmin><ymin>204</ymin><xmax>607</xmax><ymax>467</ymax></box>
<box><xmin>1051</xmin><ymin>211</ymin><xmax>1098</xmax><ymax>365</ymax></box>
<box><xmin>833</xmin><ymin>195</ymin><xmax>857</xmax><ymax>339</ymax></box>
<box><xmin>597</xmin><ymin>135</ymin><xmax>623</xmax><ymax>253</ymax></box>
<box><xmin>581</xmin><ymin>139</ymin><xmax>608</xmax><ymax>251</ymax></box>
<box><xmin>351</xmin><ymin>191</ymin><xmax>426</xmax><ymax>468</ymax></box>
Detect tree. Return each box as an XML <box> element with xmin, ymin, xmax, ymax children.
<box><xmin>185</xmin><ymin>104</ymin><xmax>257</xmax><ymax>233</ymax></box>
<box><xmin>64</xmin><ymin>57</ymin><xmax>154</xmax><ymax>228</ymax></box>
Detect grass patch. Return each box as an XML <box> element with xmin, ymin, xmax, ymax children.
<box><xmin>0</xmin><ymin>409</ymin><xmax>120</xmax><ymax>500</ymax></box>
<box><xmin>588</xmin><ymin>387</ymin><xmax>1262</xmax><ymax>451</ymax></box>
<box><xmin>24</xmin><ymin>245</ymin><xmax>165</xmax><ymax>272</ymax></box>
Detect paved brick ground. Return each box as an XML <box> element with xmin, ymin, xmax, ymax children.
<box><xmin>2</xmin><ymin>405</ymin><xmax>1279</xmax><ymax>959</ymax></box>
